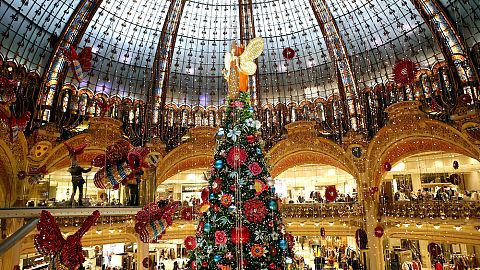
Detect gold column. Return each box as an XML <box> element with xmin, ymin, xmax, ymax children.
<box><xmin>136</xmin><ymin>237</ymin><xmax>149</xmax><ymax>270</ymax></box>
<box><xmin>0</xmin><ymin>218</ymin><xmax>23</xmax><ymax>270</ymax></box>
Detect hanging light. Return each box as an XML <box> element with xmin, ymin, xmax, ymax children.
<box><xmin>433</xmin><ymin>224</ymin><xmax>440</xmax><ymax>230</ymax></box>
<box><xmin>453</xmin><ymin>225</ymin><xmax>462</xmax><ymax>231</ymax></box>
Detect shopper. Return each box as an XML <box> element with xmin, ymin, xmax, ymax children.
<box><xmin>68</xmin><ymin>160</ymin><xmax>91</xmax><ymax>206</ymax></box>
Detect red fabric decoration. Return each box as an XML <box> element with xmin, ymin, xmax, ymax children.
<box><xmin>282</xmin><ymin>47</ymin><xmax>295</xmax><ymax>60</ymax></box>
<box><xmin>134</xmin><ymin>201</ymin><xmax>180</xmax><ymax>243</ymax></box>
<box><xmin>220</xmin><ymin>194</ymin><xmax>233</xmax><ymax>207</ymax></box>
<box><xmin>181</xmin><ymin>207</ymin><xmax>194</xmax><ymax>221</ymax></box>
<box><xmin>392</xmin><ymin>59</ymin><xmax>418</xmax><ymax>86</ymax></box>
<box><xmin>226</xmin><ymin>147</ymin><xmax>248</xmax><ymax>169</ymax></box>
<box><xmin>96</xmin><ymin>100</ymin><xmax>115</xmax><ymax>117</ymax></box>
<box><xmin>34</xmin><ymin>210</ymin><xmax>100</xmax><ymax>270</ymax></box>
<box><xmin>184</xmin><ymin>236</ymin><xmax>197</xmax><ymax>250</ymax></box>
<box><xmin>244</xmin><ymin>198</ymin><xmax>267</xmax><ymax>223</ymax></box>
<box><xmin>0</xmin><ymin>111</ymin><xmax>31</xmax><ymax>142</ymax></box>
<box><xmin>64</xmin><ymin>142</ymin><xmax>87</xmax><ymax>157</ymax></box>
<box><xmin>325</xmin><ymin>186</ymin><xmax>338</xmax><ymax>202</ymax></box>
<box><xmin>383</xmin><ymin>162</ymin><xmax>392</xmax><ymax>171</ymax></box>
<box><xmin>374</xmin><ymin>225</ymin><xmax>384</xmax><ymax>238</ymax></box>
<box><xmin>246</xmin><ymin>135</ymin><xmax>256</xmax><ymax>143</ymax></box>
<box><xmin>231</xmin><ymin>226</ymin><xmax>250</xmax><ymax>244</ymax></box>
<box><xmin>0</xmin><ymin>76</ymin><xmax>18</xmax><ymax>89</ymax></box>
<box><xmin>127</xmin><ymin>146</ymin><xmax>150</xmax><ymax>171</ymax></box>
<box><xmin>248</xmin><ymin>162</ymin><xmax>263</xmax><ymax>176</ymax></box>
<box><xmin>91</xmin><ymin>154</ymin><xmax>106</xmax><ymax>167</ymax></box>
<box><xmin>78</xmin><ymin>47</ymin><xmax>92</xmax><ymax>72</ymax></box>
<box><xmin>201</xmin><ymin>187</ymin><xmax>209</xmax><ymax>202</ymax></box>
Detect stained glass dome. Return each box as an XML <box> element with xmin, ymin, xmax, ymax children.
<box><xmin>0</xmin><ymin>0</ymin><xmax>479</xmax><ymax>107</ymax></box>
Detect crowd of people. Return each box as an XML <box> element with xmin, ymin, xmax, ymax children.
<box><xmin>287</xmin><ymin>192</ymin><xmax>358</xmax><ymax>204</ymax></box>
<box><xmin>393</xmin><ymin>187</ymin><xmax>479</xmax><ymax>202</ymax></box>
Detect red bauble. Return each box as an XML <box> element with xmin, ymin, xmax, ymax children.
<box><xmin>269</xmin><ymin>263</ymin><xmax>276</xmax><ymax>269</ymax></box>
<box><xmin>184</xmin><ymin>236</ymin><xmax>197</xmax><ymax>250</ymax></box>
<box><xmin>202</xmin><ymin>261</ymin><xmax>208</xmax><ymax>267</ymax></box>
<box><xmin>191</xmin><ymin>261</ymin><xmax>197</xmax><ymax>269</ymax></box>
<box><xmin>282</xmin><ymin>47</ymin><xmax>296</xmax><ymax>60</ymax></box>
<box><xmin>201</xmin><ymin>187</ymin><xmax>209</xmax><ymax>202</ymax></box>
<box><xmin>383</xmin><ymin>162</ymin><xmax>392</xmax><ymax>171</ymax></box>
<box><xmin>231</xmin><ymin>226</ymin><xmax>250</xmax><ymax>244</ymax></box>
<box><xmin>325</xmin><ymin>186</ymin><xmax>338</xmax><ymax>202</ymax></box>
<box><xmin>270</xmin><ymin>245</ymin><xmax>278</xmax><ymax>256</ymax></box>
<box><xmin>142</xmin><ymin>257</ymin><xmax>152</xmax><ymax>268</ymax></box>
<box><xmin>246</xmin><ymin>135</ymin><xmax>256</xmax><ymax>143</ymax></box>
<box><xmin>459</xmin><ymin>93</ymin><xmax>472</xmax><ymax>105</ymax></box>
<box><xmin>392</xmin><ymin>59</ymin><xmax>417</xmax><ymax>86</ymax></box>
<box><xmin>374</xmin><ymin>225</ymin><xmax>384</xmax><ymax>238</ymax></box>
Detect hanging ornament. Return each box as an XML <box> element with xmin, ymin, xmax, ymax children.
<box><xmin>134</xmin><ymin>202</ymin><xmax>179</xmax><ymax>243</ymax></box>
<box><xmin>279</xmin><ymin>239</ymin><xmax>287</xmax><ymax>250</ymax></box>
<box><xmin>453</xmin><ymin>160</ymin><xmax>459</xmax><ymax>170</ymax></box>
<box><xmin>181</xmin><ymin>207</ymin><xmax>194</xmax><ymax>221</ymax></box>
<box><xmin>143</xmin><ymin>257</ymin><xmax>152</xmax><ymax>268</ymax></box>
<box><xmin>184</xmin><ymin>236</ymin><xmax>197</xmax><ymax>250</ymax></box>
<box><xmin>383</xmin><ymin>162</ymin><xmax>392</xmax><ymax>172</ymax></box>
<box><xmin>214</xmin><ymin>160</ymin><xmax>224</xmax><ymax>169</ymax></box>
<box><xmin>392</xmin><ymin>59</ymin><xmax>418</xmax><ymax>86</ymax></box>
<box><xmin>458</xmin><ymin>93</ymin><xmax>472</xmax><ymax>105</ymax></box>
<box><xmin>203</xmin><ymin>223</ymin><xmax>212</xmax><ymax>233</ymax></box>
<box><xmin>374</xmin><ymin>225</ymin><xmax>384</xmax><ymax>238</ymax></box>
<box><xmin>325</xmin><ymin>186</ymin><xmax>338</xmax><ymax>202</ymax></box>
<box><xmin>201</xmin><ymin>187</ymin><xmax>209</xmax><ymax>202</ymax></box>
<box><xmin>268</xmin><ymin>200</ymin><xmax>278</xmax><ymax>210</ymax></box>
<box><xmin>282</xmin><ymin>47</ymin><xmax>296</xmax><ymax>60</ymax></box>
<box><xmin>214</xmin><ymin>254</ymin><xmax>222</xmax><ymax>262</ymax></box>
<box><xmin>352</xmin><ymin>147</ymin><xmax>362</xmax><ymax>158</ymax></box>
<box><xmin>355</xmin><ymin>229</ymin><xmax>368</xmax><ymax>250</ymax></box>
<box><xmin>230</xmin><ymin>226</ymin><xmax>250</xmax><ymax>244</ymax></box>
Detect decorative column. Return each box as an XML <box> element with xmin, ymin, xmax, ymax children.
<box><xmin>0</xmin><ymin>218</ymin><xmax>23</xmax><ymax>270</ymax></box>
<box><xmin>411</xmin><ymin>0</ymin><xmax>479</xmax><ymax>95</ymax></box>
<box><xmin>136</xmin><ymin>237</ymin><xmax>149</xmax><ymax>270</ymax></box>
<box><xmin>308</xmin><ymin>0</ymin><xmax>362</xmax><ymax>132</ymax></box>
<box><xmin>238</xmin><ymin>0</ymin><xmax>260</xmax><ymax>108</ymax></box>
<box><xmin>37</xmin><ymin>0</ymin><xmax>103</xmax><ymax>122</ymax></box>
<box><xmin>148</xmin><ymin>0</ymin><xmax>186</xmax><ymax>138</ymax></box>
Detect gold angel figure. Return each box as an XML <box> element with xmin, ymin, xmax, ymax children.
<box><xmin>223</xmin><ymin>37</ymin><xmax>264</xmax><ymax>100</ymax></box>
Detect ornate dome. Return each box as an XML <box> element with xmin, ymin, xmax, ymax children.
<box><xmin>1</xmin><ymin>0</ymin><xmax>479</xmax><ymax>107</ymax></box>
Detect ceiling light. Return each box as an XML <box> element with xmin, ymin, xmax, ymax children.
<box><xmin>433</xmin><ymin>224</ymin><xmax>440</xmax><ymax>230</ymax></box>
<box><xmin>96</xmin><ymin>230</ymin><xmax>102</xmax><ymax>234</ymax></box>
<box><xmin>454</xmin><ymin>226</ymin><xmax>462</xmax><ymax>231</ymax></box>
<box><xmin>109</xmin><ymin>229</ymin><xmax>115</xmax><ymax>234</ymax></box>
<box><xmin>299</xmin><ymin>223</ymin><xmax>305</xmax><ymax>227</ymax></box>
<box><xmin>118</xmin><ymin>229</ymin><xmax>123</xmax><ymax>233</ymax></box>
<box><xmin>287</xmin><ymin>222</ymin><xmax>293</xmax><ymax>226</ymax></box>
<box><xmin>403</xmin><ymin>223</ymin><xmax>410</xmax><ymax>228</ymax></box>
<box><xmin>328</xmin><ymin>222</ymin><xmax>334</xmax><ymax>226</ymax></box>
<box><xmin>314</xmin><ymin>223</ymin><xmax>320</xmax><ymax>227</ymax></box>
<box><xmin>395</xmin><ymin>223</ymin><xmax>401</xmax><ymax>227</ymax></box>
<box><xmin>342</xmin><ymin>223</ymin><xmax>347</xmax><ymax>227</ymax></box>
<box><xmin>416</xmin><ymin>223</ymin><xmax>423</xmax><ymax>229</ymax></box>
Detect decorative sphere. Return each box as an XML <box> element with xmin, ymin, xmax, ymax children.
<box><xmin>352</xmin><ymin>147</ymin><xmax>362</xmax><ymax>158</ymax></box>
<box><xmin>374</xmin><ymin>226</ymin><xmax>384</xmax><ymax>238</ymax></box>
<box><xmin>209</xmin><ymin>193</ymin><xmax>216</xmax><ymax>200</ymax></box>
<box><xmin>282</xmin><ymin>47</ymin><xmax>295</xmax><ymax>60</ymax></box>
<box><xmin>214</xmin><ymin>160</ymin><xmax>224</xmax><ymax>169</ymax></box>
<box><xmin>285</xmin><ymin>257</ymin><xmax>293</xmax><ymax>264</ymax></box>
<box><xmin>217</xmin><ymin>128</ymin><xmax>225</xmax><ymax>137</ymax></box>
<box><xmin>201</xmin><ymin>187</ymin><xmax>209</xmax><ymax>201</ymax></box>
<box><xmin>214</xmin><ymin>255</ymin><xmax>221</xmax><ymax>262</ymax></box>
<box><xmin>249</xmin><ymin>107</ymin><xmax>254</xmax><ymax>113</ymax></box>
<box><xmin>268</xmin><ymin>200</ymin><xmax>277</xmax><ymax>210</ymax></box>
<box><xmin>228</xmin><ymin>205</ymin><xmax>236</xmax><ymax>213</ymax></box>
<box><xmin>279</xmin><ymin>239</ymin><xmax>287</xmax><ymax>250</ymax></box>
<box><xmin>184</xmin><ymin>236</ymin><xmax>197</xmax><ymax>250</ymax></box>
<box><xmin>383</xmin><ymin>162</ymin><xmax>392</xmax><ymax>172</ymax></box>
<box><xmin>453</xmin><ymin>160</ymin><xmax>459</xmax><ymax>170</ymax></box>
<box><xmin>203</xmin><ymin>223</ymin><xmax>212</xmax><ymax>233</ymax></box>
<box><xmin>231</xmin><ymin>226</ymin><xmax>250</xmax><ymax>244</ymax></box>
<box><xmin>269</xmin><ymin>263</ymin><xmax>276</xmax><ymax>269</ymax></box>
<box><xmin>271</xmin><ymin>187</ymin><xmax>276</xmax><ymax>193</ymax></box>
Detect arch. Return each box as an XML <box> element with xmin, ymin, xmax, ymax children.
<box><xmin>367</xmin><ymin>101</ymin><xmax>480</xmax><ymax>187</ymax></box>
<box><xmin>269</xmin><ymin>121</ymin><xmax>357</xmax><ymax>178</ymax></box>
<box><xmin>156</xmin><ymin>127</ymin><xmax>216</xmax><ymax>183</ymax></box>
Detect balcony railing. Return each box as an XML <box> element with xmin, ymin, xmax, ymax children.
<box><xmin>381</xmin><ymin>200</ymin><xmax>480</xmax><ymax>220</ymax></box>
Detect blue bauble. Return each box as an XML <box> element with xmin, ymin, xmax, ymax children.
<box><xmin>271</xmin><ymin>187</ymin><xmax>276</xmax><ymax>193</ymax></box>
<box><xmin>256</xmin><ymin>148</ymin><xmax>262</xmax><ymax>155</ymax></box>
<box><xmin>217</xmin><ymin>128</ymin><xmax>225</xmax><ymax>137</ymax></box>
<box><xmin>204</xmin><ymin>223</ymin><xmax>212</xmax><ymax>233</ymax></box>
<box><xmin>285</xmin><ymin>257</ymin><xmax>293</xmax><ymax>264</ymax></box>
<box><xmin>249</xmin><ymin>107</ymin><xmax>254</xmax><ymax>113</ymax></box>
<box><xmin>214</xmin><ymin>160</ymin><xmax>224</xmax><ymax>169</ymax></box>
<box><xmin>268</xmin><ymin>200</ymin><xmax>277</xmax><ymax>210</ymax></box>
<box><xmin>209</xmin><ymin>193</ymin><xmax>215</xmax><ymax>200</ymax></box>
<box><xmin>228</xmin><ymin>205</ymin><xmax>236</xmax><ymax>213</ymax></box>
<box><xmin>214</xmin><ymin>255</ymin><xmax>222</xmax><ymax>262</ymax></box>
<box><xmin>279</xmin><ymin>239</ymin><xmax>287</xmax><ymax>250</ymax></box>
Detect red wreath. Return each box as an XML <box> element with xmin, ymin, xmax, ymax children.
<box><xmin>325</xmin><ymin>186</ymin><xmax>338</xmax><ymax>202</ymax></box>
<box><xmin>392</xmin><ymin>59</ymin><xmax>418</xmax><ymax>86</ymax></box>
<box><xmin>226</xmin><ymin>147</ymin><xmax>248</xmax><ymax>169</ymax></box>
<box><xmin>244</xmin><ymin>199</ymin><xmax>267</xmax><ymax>223</ymax></box>
<box><xmin>143</xmin><ymin>257</ymin><xmax>153</xmax><ymax>268</ymax></box>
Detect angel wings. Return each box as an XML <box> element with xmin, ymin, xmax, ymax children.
<box><xmin>223</xmin><ymin>37</ymin><xmax>264</xmax><ymax>79</ymax></box>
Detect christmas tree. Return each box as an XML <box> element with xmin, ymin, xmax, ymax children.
<box><xmin>184</xmin><ymin>38</ymin><xmax>294</xmax><ymax>270</ymax></box>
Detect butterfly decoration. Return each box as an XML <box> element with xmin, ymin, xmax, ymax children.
<box><xmin>96</xmin><ymin>99</ymin><xmax>115</xmax><ymax>117</ymax></box>
<box><xmin>62</xmin><ymin>44</ymin><xmax>92</xmax><ymax>82</ymax></box>
<box><xmin>134</xmin><ymin>201</ymin><xmax>180</xmax><ymax>243</ymax></box>
<box><xmin>0</xmin><ymin>111</ymin><xmax>31</xmax><ymax>142</ymax></box>
<box><xmin>34</xmin><ymin>210</ymin><xmax>100</xmax><ymax>270</ymax></box>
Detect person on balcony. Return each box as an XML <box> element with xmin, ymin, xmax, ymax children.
<box><xmin>68</xmin><ymin>160</ymin><xmax>92</xmax><ymax>206</ymax></box>
<box><xmin>127</xmin><ymin>169</ymin><xmax>143</xmax><ymax>206</ymax></box>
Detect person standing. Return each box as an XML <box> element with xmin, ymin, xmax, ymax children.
<box><xmin>127</xmin><ymin>169</ymin><xmax>143</xmax><ymax>206</ymax></box>
<box><xmin>68</xmin><ymin>160</ymin><xmax>91</xmax><ymax>206</ymax></box>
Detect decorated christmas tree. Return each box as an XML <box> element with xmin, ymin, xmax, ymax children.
<box><xmin>184</xmin><ymin>38</ymin><xmax>294</xmax><ymax>270</ymax></box>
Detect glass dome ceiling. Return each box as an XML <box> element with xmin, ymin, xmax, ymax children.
<box><xmin>1</xmin><ymin>0</ymin><xmax>479</xmax><ymax>107</ymax></box>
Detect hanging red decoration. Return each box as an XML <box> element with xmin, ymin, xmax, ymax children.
<box><xmin>0</xmin><ymin>111</ymin><xmax>31</xmax><ymax>142</ymax></box>
<box><xmin>201</xmin><ymin>187</ymin><xmax>209</xmax><ymax>202</ymax></box>
<box><xmin>392</xmin><ymin>59</ymin><xmax>418</xmax><ymax>86</ymax></box>
<box><xmin>453</xmin><ymin>160</ymin><xmax>459</xmax><ymax>170</ymax></box>
<box><xmin>231</xmin><ymin>226</ymin><xmax>250</xmax><ymax>244</ymax></box>
<box><xmin>181</xmin><ymin>207</ymin><xmax>194</xmax><ymax>221</ymax></box>
<box><xmin>184</xmin><ymin>236</ymin><xmax>197</xmax><ymax>250</ymax></box>
<box><xmin>34</xmin><ymin>210</ymin><xmax>100</xmax><ymax>270</ymax></box>
<box><xmin>63</xmin><ymin>142</ymin><xmax>87</xmax><ymax>158</ymax></box>
<box><xmin>325</xmin><ymin>186</ymin><xmax>338</xmax><ymax>202</ymax></box>
<box><xmin>282</xmin><ymin>47</ymin><xmax>296</xmax><ymax>60</ymax></box>
<box><xmin>383</xmin><ymin>162</ymin><xmax>392</xmax><ymax>172</ymax></box>
<box><xmin>355</xmin><ymin>228</ymin><xmax>368</xmax><ymax>250</ymax></box>
<box><xmin>61</xmin><ymin>44</ymin><xmax>92</xmax><ymax>82</ymax></box>
<box><xmin>142</xmin><ymin>257</ymin><xmax>153</xmax><ymax>268</ymax></box>
<box><xmin>428</xmin><ymin>243</ymin><xmax>442</xmax><ymax>257</ymax></box>
<box><xmin>134</xmin><ymin>201</ymin><xmax>180</xmax><ymax>243</ymax></box>
<box><xmin>91</xmin><ymin>154</ymin><xmax>106</xmax><ymax>167</ymax></box>
<box><xmin>374</xmin><ymin>225</ymin><xmax>384</xmax><ymax>238</ymax></box>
